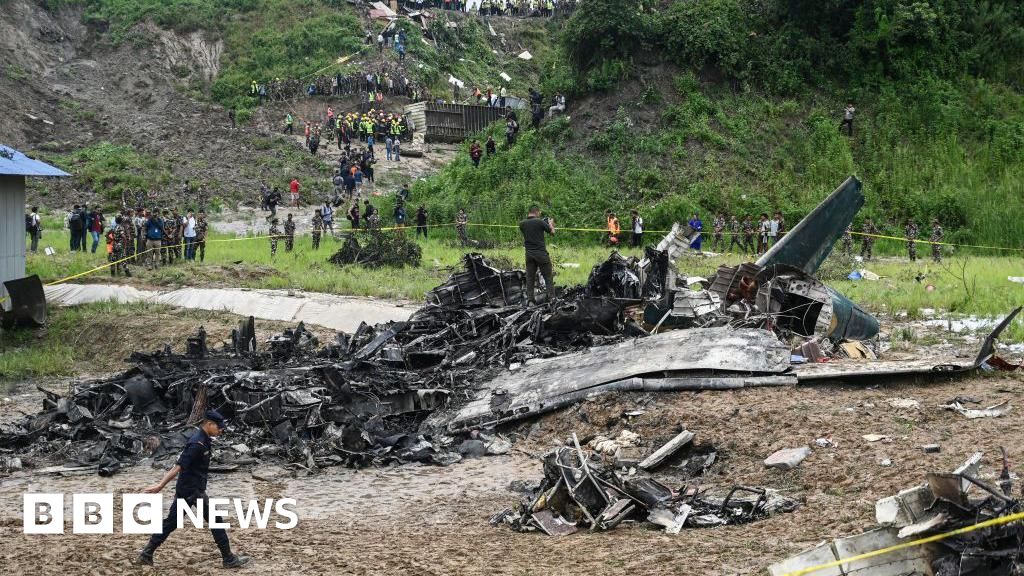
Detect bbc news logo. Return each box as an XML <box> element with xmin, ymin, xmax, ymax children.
<box><xmin>23</xmin><ymin>494</ymin><xmax>298</xmax><ymax>534</ymax></box>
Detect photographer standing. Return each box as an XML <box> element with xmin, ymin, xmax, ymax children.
<box><xmin>519</xmin><ymin>205</ymin><xmax>556</xmax><ymax>305</ymax></box>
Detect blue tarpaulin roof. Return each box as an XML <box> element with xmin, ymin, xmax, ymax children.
<box><xmin>0</xmin><ymin>145</ymin><xmax>70</xmax><ymax>177</ymax></box>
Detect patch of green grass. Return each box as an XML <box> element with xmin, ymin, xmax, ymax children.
<box><xmin>39</xmin><ymin>142</ymin><xmax>174</xmax><ymax>205</ymax></box>
<box><xmin>0</xmin><ymin>302</ymin><xmax>157</xmax><ymax>378</ymax></box>
<box><xmin>23</xmin><ymin>225</ymin><xmax>1024</xmax><ymax>342</ymax></box>
<box><xmin>5</xmin><ymin>63</ymin><xmax>27</xmax><ymax>81</ymax></box>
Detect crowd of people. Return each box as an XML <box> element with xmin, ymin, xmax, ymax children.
<box><xmin>402</xmin><ymin>0</ymin><xmax>578</xmax><ymax>18</ymax></box>
<box><xmin>51</xmin><ymin>204</ymin><xmax>214</xmax><ymax>276</ymax></box>
<box><xmin>290</xmin><ymin>106</ymin><xmax>412</xmax><ymax>157</ymax></box>
<box><xmin>248</xmin><ymin>64</ymin><xmax>424</xmax><ymax>105</ymax></box>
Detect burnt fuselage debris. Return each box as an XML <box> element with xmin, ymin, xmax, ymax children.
<box><xmin>329</xmin><ymin>231</ymin><xmax>423</xmax><ymax>268</ymax></box>
<box><xmin>0</xmin><ymin>253</ymin><xmax>666</xmax><ymax>474</ymax></box>
<box><xmin>770</xmin><ymin>451</ymin><xmax>1024</xmax><ymax>576</ymax></box>
<box><xmin>492</xmin><ymin>434</ymin><xmax>798</xmax><ymax>536</ymax></box>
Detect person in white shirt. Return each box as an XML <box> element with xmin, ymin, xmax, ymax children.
<box><xmin>630</xmin><ymin>209</ymin><xmax>643</xmax><ymax>248</ymax></box>
<box><xmin>768</xmin><ymin>214</ymin><xmax>779</xmax><ymax>247</ymax></box>
<box><xmin>183</xmin><ymin>211</ymin><xmax>198</xmax><ymax>261</ymax></box>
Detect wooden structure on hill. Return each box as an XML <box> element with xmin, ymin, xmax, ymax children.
<box><xmin>405</xmin><ymin>102</ymin><xmax>505</xmax><ymax>144</ymax></box>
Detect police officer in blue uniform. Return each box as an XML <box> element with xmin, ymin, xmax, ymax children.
<box><xmin>135</xmin><ymin>410</ymin><xmax>252</xmax><ymax>568</ymax></box>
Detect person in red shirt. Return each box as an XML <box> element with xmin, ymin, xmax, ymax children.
<box><xmin>289</xmin><ymin>178</ymin><xmax>301</xmax><ymax>207</ymax></box>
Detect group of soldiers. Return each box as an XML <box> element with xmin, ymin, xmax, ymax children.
<box><xmin>267</xmin><ymin>214</ymin><xmax>298</xmax><ymax>257</ymax></box>
<box><xmin>248</xmin><ymin>67</ymin><xmax>423</xmax><ymax>105</ymax></box>
<box><xmin>838</xmin><ymin>218</ymin><xmax>945</xmax><ymax>262</ymax></box>
<box><xmin>96</xmin><ymin>207</ymin><xmax>210</xmax><ymax>276</ymax></box>
<box><xmin>704</xmin><ymin>212</ymin><xmax>788</xmax><ymax>256</ymax></box>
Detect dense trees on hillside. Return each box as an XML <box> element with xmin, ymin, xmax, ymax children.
<box><xmin>563</xmin><ymin>0</ymin><xmax>1024</xmax><ymax>94</ymax></box>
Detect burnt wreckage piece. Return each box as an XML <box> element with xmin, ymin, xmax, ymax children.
<box><xmin>493</xmin><ymin>435</ymin><xmax>798</xmax><ymax>536</ymax></box>
<box><xmin>770</xmin><ymin>451</ymin><xmax>1024</xmax><ymax>576</ymax></box>
<box><xmin>641</xmin><ymin>177</ymin><xmax>881</xmax><ymax>342</ymax></box>
<box><xmin>0</xmin><ymin>255</ymin><xmax>657</xmax><ymax>473</ymax></box>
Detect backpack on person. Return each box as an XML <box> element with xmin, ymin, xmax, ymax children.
<box><xmin>25</xmin><ymin>214</ymin><xmax>35</xmax><ymax>233</ymax></box>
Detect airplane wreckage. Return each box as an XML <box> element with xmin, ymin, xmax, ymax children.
<box><xmin>1</xmin><ymin>176</ymin><xmax>1018</xmax><ymax>478</ymax></box>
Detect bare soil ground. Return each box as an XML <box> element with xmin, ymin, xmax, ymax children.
<box><xmin>2</xmin><ymin>360</ymin><xmax>1021</xmax><ymax>575</ymax></box>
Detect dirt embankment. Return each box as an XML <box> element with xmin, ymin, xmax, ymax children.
<box><xmin>0</xmin><ymin>0</ymin><xmax>324</xmax><ymax>209</ymax></box>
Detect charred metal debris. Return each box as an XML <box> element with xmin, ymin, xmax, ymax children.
<box><xmin>0</xmin><ymin>253</ymin><xmax>659</xmax><ymax>475</ymax></box>
<box><xmin>770</xmin><ymin>450</ymin><xmax>1024</xmax><ymax>576</ymax></box>
<box><xmin>0</xmin><ymin>177</ymin><xmax>1016</xmax><ymax>480</ymax></box>
<box><xmin>328</xmin><ymin>231</ymin><xmax>423</xmax><ymax>268</ymax></box>
<box><xmin>491</xmin><ymin>433</ymin><xmax>798</xmax><ymax>536</ymax></box>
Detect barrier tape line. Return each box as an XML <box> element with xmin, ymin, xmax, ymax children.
<box><xmin>848</xmin><ymin>231</ymin><xmax>1024</xmax><ymax>252</ymax></box>
<box><xmin>781</xmin><ymin>511</ymin><xmax>1024</xmax><ymax>576</ymax></box>
<box><xmin>30</xmin><ymin>224</ymin><xmax>460</xmax><ymax>290</ymax></box>
<box><xmin>17</xmin><ymin>219</ymin><xmax>1024</xmax><ymax>296</ymax></box>
<box><xmin>464</xmin><ymin>223</ymin><xmax>1024</xmax><ymax>251</ymax></box>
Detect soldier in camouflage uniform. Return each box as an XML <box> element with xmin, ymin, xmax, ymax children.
<box><xmin>841</xmin><ymin>224</ymin><xmax>853</xmax><ymax>257</ymax></box>
<box><xmin>194</xmin><ymin>211</ymin><xmax>209</xmax><ymax>262</ymax></box>
<box><xmin>930</xmin><ymin>219</ymin><xmax>943</xmax><ymax>263</ymax></box>
<box><xmin>366</xmin><ymin>208</ymin><xmax>381</xmax><ymax>230</ymax></box>
<box><xmin>284</xmin><ymin>213</ymin><xmax>296</xmax><ymax>252</ymax></box>
<box><xmin>905</xmin><ymin>219</ymin><xmax>918</xmax><ymax>261</ymax></box>
<box><xmin>711</xmin><ymin>213</ymin><xmax>726</xmax><ymax>252</ymax></box>
<box><xmin>727</xmin><ymin>215</ymin><xmax>743</xmax><ymax>253</ymax></box>
<box><xmin>456</xmin><ymin>208</ymin><xmax>469</xmax><ymax>246</ymax></box>
<box><xmin>860</xmin><ymin>218</ymin><xmax>877</xmax><ymax>261</ymax></box>
<box><xmin>170</xmin><ymin>209</ymin><xmax>184</xmax><ymax>261</ymax></box>
<box><xmin>121</xmin><ymin>209</ymin><xmax>136</xmax><ymax>262</ymax></box>
<box><xmin>161</xmin><ymin>209</ymin><xmax>178</xmax><ymax>265</ymax></box>
<box><xmin>269</xmin><ymin>218</ymin><xmax>280</xmax><ymax>257</ymax></box>
<box><xmin>111</xmin><ymin>216</ymin><xmax>132</xmax><ymax>277</ymax></box>
<box><xmin>311</xmin><ymin>209</ymin><xmax>324</xmax><ymax>250</ymax></box>
<box><xmin>741</xmin><ymin>215</ymin><xmax>755</xmax><ymax>256</ymax></box>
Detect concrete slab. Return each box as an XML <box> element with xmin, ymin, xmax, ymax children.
<box><xmin>45</xmin><ymin>284</ymin><xmax>413</xmax><ymax>332</ymax></box>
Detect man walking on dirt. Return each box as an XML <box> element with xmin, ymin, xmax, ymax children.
<box><xmin>520</xmin><ymin>205</ymin><xmax>556</xmax><ymax>305</ymax></box>
<box><xmin>136</xmin><ymin>410</ymin><xmax>251</xmax><ymax>568</ymax></box>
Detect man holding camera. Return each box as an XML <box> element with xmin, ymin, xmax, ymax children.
<box><xmin>519</xmin><ymin>205</ymin><xmax>556</xmax><ymax>305</ymax></box>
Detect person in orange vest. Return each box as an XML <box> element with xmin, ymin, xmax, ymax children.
<box><xmin>606</xmin><ymin>211</ymin><xmax>621</xmax><ymax>245</ymax></box>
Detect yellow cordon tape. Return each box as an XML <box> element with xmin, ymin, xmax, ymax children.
<box><xmin>20</xmin><ymin>220</ymin><xmax>1024</xmax><ymax>293</ymax></box>
<box><xmin>781</xmin><ymin>511</ymin><xmax>1024</xmax><ymax>576</ymax></box>
<box><xmin>34</xmin><ymin>224</ymin><xmax>460</xmax><ymax>289</ymax></box>
<box><xmin>848</xmin><ymin>231</ymin><xmax>1024</xmax><ymax>252</ymax></box>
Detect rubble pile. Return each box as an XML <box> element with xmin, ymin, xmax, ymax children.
<box><xmin>329</xmin><ymin>231</ymin><xmax>422</xmax><ymax>268</ymax></box>
<box><xmin>492</xmin><ymin>434</ymin><xmax>798</xmax><ymax>536</ymax></box>
<box><xmin>0</xmin><ymin>255</ymin><xmax>642</xmax><ymax>474</ymax></box>
<box><xmin>770</xmin><ymin>450</ymin><xmax>1024</xmax><ymax>576</ymax></box>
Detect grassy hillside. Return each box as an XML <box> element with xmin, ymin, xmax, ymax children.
<box><xmin>415</xmin><ymin>0</ymin><xmax>1024</xmax><ymax>251</ymax></box>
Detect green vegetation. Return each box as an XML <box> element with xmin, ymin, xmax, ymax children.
<box><xmin>416</xmin><ymin>1</ymin><xmax>1024</xmax><ymax>249</ymax></box>
<box><xmin>0</xmin><ymin>301</ymin><xmax>163</xmax><ymax>377</ymax></box>
<box><xmin>5</xmin><ymin>63</ymin><xmax>27</xmax><ymax>81</ymax></box>
<box><xmin>210</xmin><ymin>2</ymin><xmax>363</xmax><ymax>113</ymax></box>
<box><xmin>43</xmin><ymin>141</ymin><xmax>173</xmax><ymax>203</ymax></box>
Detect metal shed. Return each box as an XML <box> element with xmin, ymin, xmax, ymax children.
<box><xmin>0</xmin><ymin>145</ymin><xmax>69</xmax><ymax>305</ymax></box>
